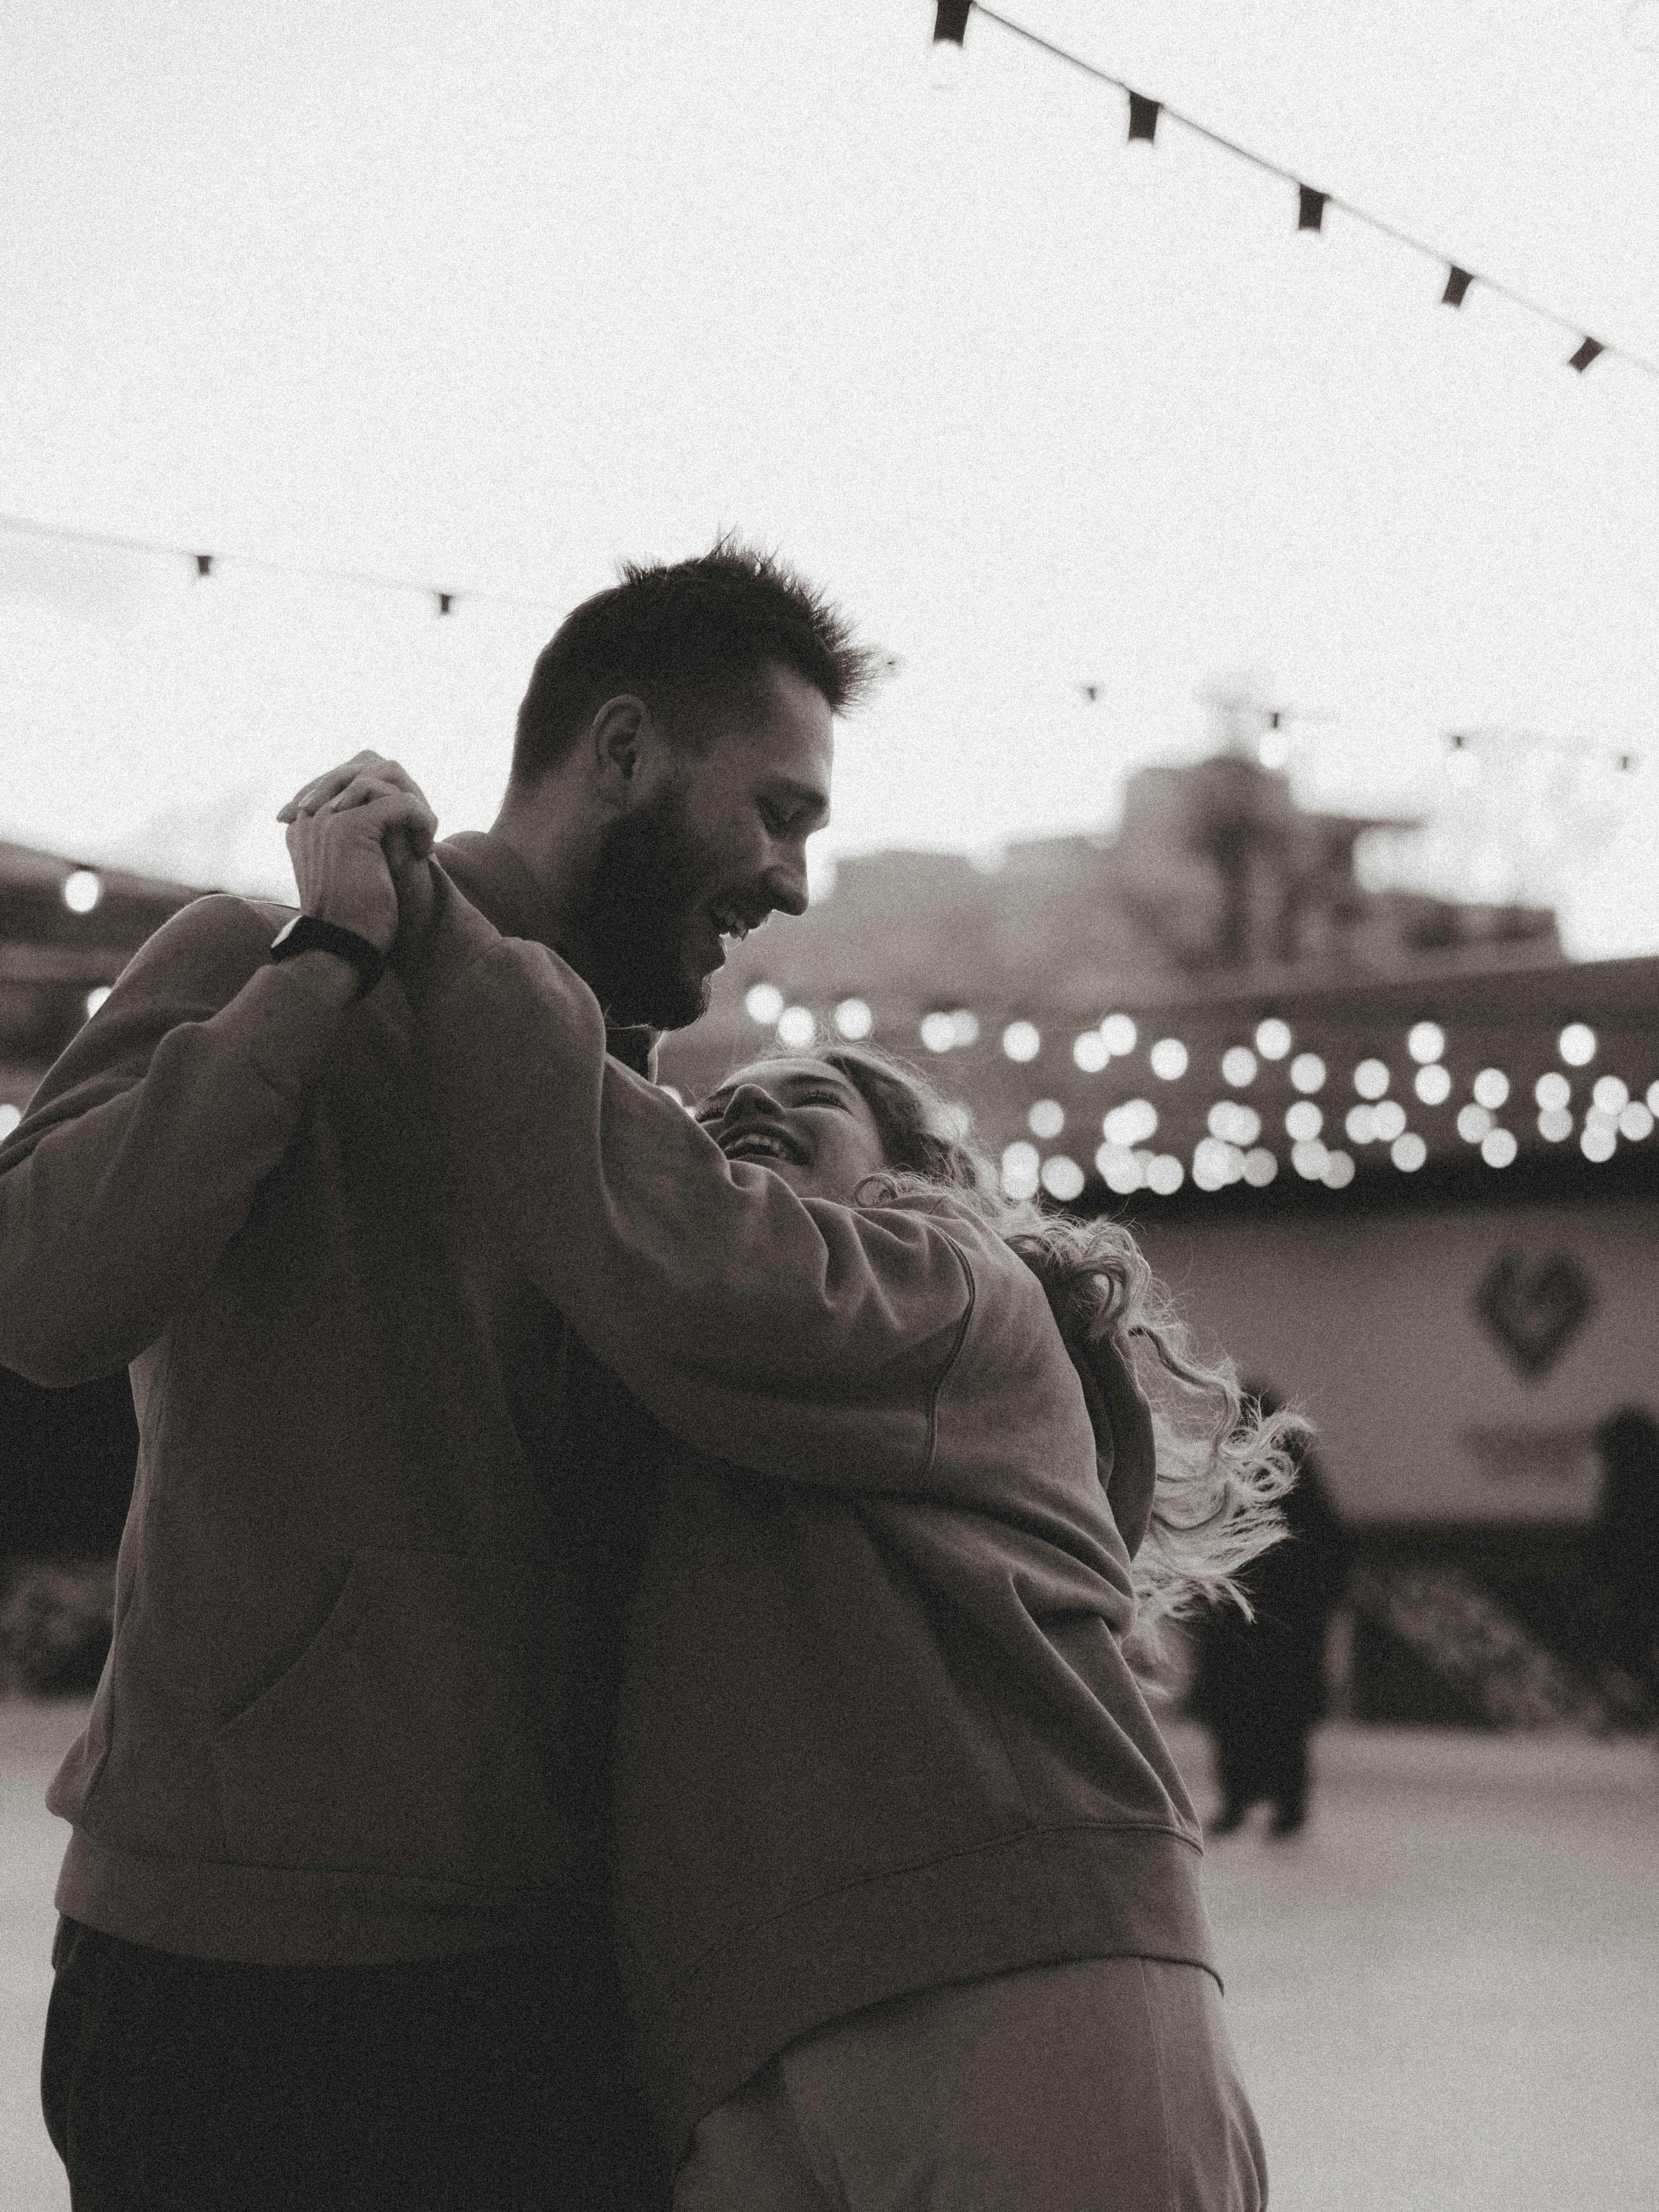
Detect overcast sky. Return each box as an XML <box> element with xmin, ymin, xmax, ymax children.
<box><xmin>3</xmin><ymin>0</ymin><xmax>1658</xmax><ymax>953</ymax></box>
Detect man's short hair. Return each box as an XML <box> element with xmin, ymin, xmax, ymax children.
<box><xmin>511</xmin><ymin>536</ymin><xmax>883</xmax><ymax>785</ymax></box>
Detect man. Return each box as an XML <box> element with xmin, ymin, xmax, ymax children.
<box><xmin>0</xmin><ymin>540</ymin><xmax>877</xmax><ymax>2210</ymax></box>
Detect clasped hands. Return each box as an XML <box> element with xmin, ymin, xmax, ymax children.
<box><xmin>277</xmin><ymin>751</ymin><xmax>440</xmax><ymax>966</ymax></box>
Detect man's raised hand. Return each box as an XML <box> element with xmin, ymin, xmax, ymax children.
<box><xmin>280</xmin><ymin>755</ymin><xmax>441</xmax><ymax>959</ymax></box>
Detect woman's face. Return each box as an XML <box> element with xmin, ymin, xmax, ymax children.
<box><xmin>694</xmin><ymin>1057</ymin><xmax>890</xmax><ymax>1202</ymax></box>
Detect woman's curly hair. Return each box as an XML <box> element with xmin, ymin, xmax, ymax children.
<box><xmin>755</xmin><ymin>1038</ymin><xmax>1302</xmax><ymax>1638</ymax></box>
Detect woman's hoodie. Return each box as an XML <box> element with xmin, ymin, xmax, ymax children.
<box><xmin>415</xmin><ymin>879</ymin><xmax>1218</xmax><ymax>2164</ymax></box>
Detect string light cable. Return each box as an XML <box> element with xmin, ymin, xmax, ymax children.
<box><xmin>0</xmin><ymin>509</ymin><xmax>562</xmax><ymax>618</ymax></box>
<box><xmin>935</xmin><ymin>3</ymin><xmax>1659</xmax><ymax>386</ymax></box>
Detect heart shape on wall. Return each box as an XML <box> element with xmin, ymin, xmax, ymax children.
<box><xmin>1474</xmin><ymin>1253</ymin><xmax>1597</xmax><ymax>1380</ymax></box>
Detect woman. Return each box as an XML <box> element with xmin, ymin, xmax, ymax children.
<box><xmin>286</xmin><ymin>768</ymin><xmax>1293</xmax><ymax>2209</ymax></box>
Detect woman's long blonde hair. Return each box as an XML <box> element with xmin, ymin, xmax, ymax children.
<box><xmin>769</xmin><ymin>1039</ymin><xmax>1301</xmax><ymax>1635</ymax></box>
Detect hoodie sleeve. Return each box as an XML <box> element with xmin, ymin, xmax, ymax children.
<box><xmin>415</xmin><ymin>917</ymin><xmax>1004</xmax><ymax>1496</ymax></box>
<box><xmin>0</xmin><ymin>895</ymin><xmax>364</xmax><ymax>1385</ymax></box>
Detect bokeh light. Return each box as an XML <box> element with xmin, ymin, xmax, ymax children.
<box><xmin>1103</xmin><ymin>1098</ymin><xmax>1159</xmax><ymax>1147</ymax></box>
<box><xmin>1096</xmin><ymin>1143</ymin><xmax>1143</xmax><ymax>1194</ymax></box>
<box><xmin>1407</xmin><ymin>1021</ymin><xmax>1445</xmax><ymax>1064</ymax></box>
<box><xmin>1582</xmin><ymin>1123</ymin><xmax>1616</xmax><ymax>1163</ymax></box>
<box><xmin>744</xmin><ymin>982</ymin><xmax>785</xmax><ymax>1025</ymax></box>
<box><xmin>1344</xmin><ymin>1105</ymin><xmax>1376</xmax><ymax>1144</ymax></box>
<box><xmin>1291</xmin><ymin>1138</ymin><xmax>1330</xmax><ymax>1179</ymax></box>
<box><xmin>1002</xmin><ymin>1020</ymin><xmax>1041</xmax><ymax>1063</ymax></box>
<box><xmin>1241</xmin><ymin>1147</ymin><xmax>1278</xmax><ymax>1187</ymax></box>
<box><xmin>1321</xmin><ymin>1150</ymin><xmax>1356</xmax><ymax>1189</ymax></box>
<box><xmin>1592</xmin><ymin>1074</ymin><xmax>1630</xmax><ymax>1115</ymax></box>
<box><xmin>84</xmin><ymin>986</ymin><xmax>112</xmax><ymax>1020</ymax></box>
<box><xmin>1559</xmin><ymin>1024</ymin><xmax>1597</xmax><ymax>1067</ymax></box>
<box><xmin>1391</xmin><ymin>1133</ymin><xmax>1427</xmax><ymax>1171</ymax></box>
<box><xmin>1208</xmin><ymin>1101</ymin><xmax>1261</xmax><ymax>1146</ymax></box>
<box><xmin>1472</xmin><ymin>1068</ymin><xmax>1510</xmax><ymax>1109</ymax></box>
<box><xmin>776</xmin><ymin>1006</ymin><xmax>816</xmax><ymax>1049</ymax></box>
<box><xmin>1099</xmin><ymin>1013</ymin><xmax>1138</xmax><ymax>1056</ymax></box>
<box><xmin>1254</xmin><ymin>1018</ymin><xmax>1292</xmax><ymax>1060</ymax></box>
<box><xmin>1619</xmin><ymin>1102</ymin><xmax>1654</xmax><ymax>1141</ymax></box>
<box><xmin>1284</xmin><ymin>1100</ymin><xmax>1322</xmax><ymax>1141</ymax></box>
<box><xmin>920</xmin><ymin>1012</ymin><xmax>957</xmax><ymax>1053</ymax></box>
<box><xmin>1414</xmin><ymin>1064</ymin><xmax>1452</xmax><ymax>1106</ymax></box>
<box><xmin>1148</xmin><ymin>1037</ymin><xmax>1188</xmax><ymax>1080</ymax></box>
<box><xmin>1221</xmin><ymin>1046</ymin><xmax>1258</xmax><ymax>1087</ymax></box>
<box><xmin>1145</xmin><ymin>1154</ymin><xmax>1184</xmax><ymax>1195</ymax></box>
<box><xmin>1481</xmin><ymin>1127</ymin><xmax>1518</xmax><ymax>1168</ymax></box>
<box><xmin>1353</xmin><ymin>1058</ymin><xmax>1391</xmax><ymax>1100</ymax></box>
<box><xmin>62</xmin><ymin>869</ymin><xmax>102</xmax><ymax>915</ymax></box>
<box><xmin>1290</xmin><ymin>1053</ymin><xmax>1327</xmax><ymax>1094</ymax></box>
<box><xmin>832</xmin><ymin>997</ymin><xmax>873</xmax><ymax>1040</ymax></box>
<box><xmin>1072</xmin><ymin>1031</ymin><xmax>1110</xmax><ymax>1073</ymax></box>
<box><xmin>1001</xmin><ymin>1140</ymin><xmax>1040</xmax><ymax>1197</ymax></box>
<box><xmin>1040</xmin><ymin>1154</ymin><xmax>1085</xmax><ymax>1201</ymax></box>
<box><xmin>1028</xmin><ymin>1098</ymin><xmax>1065</xmax><ymax>1140</ymax></box>
<box><xmin>1371</xmin><ymin>1100</ymin><xmax>1407</xmax><ymax>1142</ymax></box>
<box><xmin>1537</xmin><ymin>1108</ymin><xmax>1573</xmax><ymax>1142</ymax></box>
<box><xmin>1535</xmin><ymin>1072</ymin><xmax>1571</xmax><ymax>1112</ymax></box>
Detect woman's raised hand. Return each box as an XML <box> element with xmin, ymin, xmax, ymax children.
<box><xmin>278</xmin><ymin>751</ymin><xmax>440</xmax><ymax>957</ymax></box>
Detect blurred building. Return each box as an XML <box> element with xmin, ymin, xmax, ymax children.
<box><xmin>661</xmin><ymin>756</ymin><xmax>1653</xmax><ymax>1732</ymax></box>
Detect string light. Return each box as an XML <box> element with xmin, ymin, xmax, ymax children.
<box><xmin>62</xmin><ymin>869</ymin><xmax>102</xmax><ymax>914</ymax></box>
<box><xmin>776</xmin><ymin>1006</ymin><xmax>816</xmax><ymax>1049</ymax></box>
<box><xmin>1582</xmin><ymin>1123</ymin><xmax>1616</xmax><ymax>1163</ymax></box>
<box><xmin>1221</xmin><ymin>1045</ymin><xmax>1258</xmax><ymax>1087</ymax></box>
<box><xmin>1537</xmin><ymin>1108</ymin><xmax>1573</xmax><ymax>1142</ymax></box>
<box><xmin>1072</xmin><ymin>1031</ymin><xmax>1110</xmax><ymax>1072</ymax></box>
<box><xmin>1407</xmin><ymin>1021</ymin><xmax>1445</xmax><ymax>1063</ymax></box>
<box><xmin>963</xmin><ymin>6</ymin><xmax>1659</xmax><ymax>389</ymax></box>
<box><xmin>1284</xmin><ymin>1101</ymin><xmax>1322</xmax><ymax>1141</ymax></box>
<box><xmin>1322</xmin><ymin>1150</ymin><xmax>1356</xmax><ymax>1189</ymax></box>
<box><xmin>1457</xmin><ymin>1103</ymin><xmax>1493</xmax><ymax>1142</ymax></box>
<box><xmin>1481</xmin><ymin>1127</ymin><xmax>1519</xmax><ymax>1168</ymax></box>
<box><xmin>1104</xmin><ymin>1098</ymin><xmax>1159</xmax><ymax>1147</ymax></box>
<box><xmin>1029</xmin><ymin>1098</ymin><xmax>1066</xmax><ymax>1138</ymax></box>
<box><xmin>1149</xmin><ymin>1037</ymin><xmax>1188</xmax><ymax>1080</ymax></box>
<box><xmin>1372</xmin><ymin>1100</ymin><xmax>1407</xmax><ymax>1143</ymax></box>
<box><xmin>1100</xmin><ymin>1013</ymin><xmax>1138</xmax><ymax>1056</ymax></box>
<box><xmin>1472</xmin><ymin>1068</ymin><xmax>1510</xmax><ymax>1109</ymax></box>
<box><xmin>1242</xmin><ymin>1147</ymin><xmax>1278</xmax><ymax>1187</ymax></box>
<box><xmin>744</xmin><ymin>982</ymin><xmax>785</xmax><ymax>1025</ymax></box>
<box><xmin>1145</xmin><ymin>1154</ymin><xmax>1184</xmax><ymax>1194</ymax></box>
<box><xmin>1535</xmin><ymin>1072</ymin><xmax>1571</xmax><ymax>1111</ymax></box>
<box><xmin>1290</xmin><ymin>1052</ymin><xmax>1327</xmax><ymax>1094</ymax></box>
<box><xmin>1255</xmin><ymin>1018</ymin><xmax>1292</xmax><ymax>1060</ymax></box>
<box><xmin>1591</xmin><ymin>1074</ymin><xmax>1629</xmax><ymax>1114</ymax></box>
<box><xmin>1353</xmin><ymin>1058</ymin><xmax>1391</xmax><ymax>1099</ymax></box>
<box><xmin>1414</xmin><ymin>1065</ymin><xmax>1452</xmax><ymax>1106</ymax></box>
<box><xmin>833</xmin><ymin>997</ymin><xmax>874</xmax><ymax>1040</ymax></box>
<box><xmin>1559</xmin><ymin>1024</ymin><xmax>1597</xmax><ymax>1066</ymax></box>
<box><xmin>1618</xmin><ymin>1101</ymin><xmax>1653</xmax><ymax>1141</ymax></box>
<box><xmin>1040</xmin><ymin>1154</ymin><xmax>1085</xmax><ymax>1201</ymax></box>
<box><xmin>1391</xmin><ymin>1132</ymin><xmax>1427</xmax><ymax>1171</ymax></box>
<box><xmin>1002</xmin><ymin>1020</ymin><xmax>1041</xmax><ymax>1062</ymax></box>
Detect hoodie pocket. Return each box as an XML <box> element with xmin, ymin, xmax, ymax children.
<box><xmin>209</xmin><ymin>1546</ymin><xmax>561</xmax><ymax>1886</ymax></box>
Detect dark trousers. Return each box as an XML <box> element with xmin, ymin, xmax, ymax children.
<box><xmin>1214</xmin><ymin>1720</ymin><xmax>1311</xmax><ymax>1825</ymax></box>
<box><xmin>42</xmin><ymin>1917</ymin><xmax>672</xmax><ymax>2212</ymax></box>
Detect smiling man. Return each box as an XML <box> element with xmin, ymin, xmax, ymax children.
<box><xmin>2</xmin><ymin>539</ymin><xmax>879</xmax><ymax>2212</ymax></box>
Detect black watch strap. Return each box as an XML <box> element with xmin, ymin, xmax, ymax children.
<box><xmin>269</xmin><ymin>913</ymin><xmax>388</xmax><ymax>1000</ymax></box>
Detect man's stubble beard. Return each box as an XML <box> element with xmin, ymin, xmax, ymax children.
<box><xmin>579</xmin><ymin>783</ymin><xmax>715</xmax><ymax>1031</ymax></box>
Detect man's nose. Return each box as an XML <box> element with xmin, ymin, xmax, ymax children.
<box><xmin>763</xmin><ymin>850</ymin><xmax>809</xmax><ymax>918</ymax></box>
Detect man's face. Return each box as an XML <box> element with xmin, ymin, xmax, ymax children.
<box><xmin>582</xmin><ymin>663</ymin><xmax>834</xmax><ymax>1029</ymax></box>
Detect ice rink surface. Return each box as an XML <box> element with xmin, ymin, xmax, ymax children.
<box><xmin>2</xmin><ymin>1698</ymin><xmax>1654</xmax><ymax>2211</ymax></box>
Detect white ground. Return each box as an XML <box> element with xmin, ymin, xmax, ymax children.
<box><xmin>1</xmin><ymin>1700</ymin><xmax>1653</xmax><ymax>2211</ymax></box>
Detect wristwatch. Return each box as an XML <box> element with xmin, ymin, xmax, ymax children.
<box><xmin>269</xmin><ymin>914</ymin><xmax>388</xmax><ymax>1001</ymax></box>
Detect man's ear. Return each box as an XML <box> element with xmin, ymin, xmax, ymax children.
<box><xmin>587</xmin><ymin>695</ymin><xmax>652</xmax><ymax>805</ymax></box>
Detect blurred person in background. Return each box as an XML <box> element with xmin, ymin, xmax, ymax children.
<box><xmin>0</xmin><ymin>541</ymin><xmax>870</xmax><ymax>2212</ymax></box>
<box><xmin>275</xmin><ymin>756</ymin><xmax>1297</xmax><ymax>2210</ymax></box>
<box><xmin>1190</xmin><ymin>1385</ymin><xmax>1349</xmax><ymax>1838</ymax></box>
<box><xmin>1589</xmin><ymin>1405</ymin><xmax>1659</xmax><ymax>1730</ymax></box>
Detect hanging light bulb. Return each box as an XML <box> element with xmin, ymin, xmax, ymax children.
<box><xmin>930</xmin><ymin>0</ymin><xmax>971</xmax><ymax>86</ymax></box>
